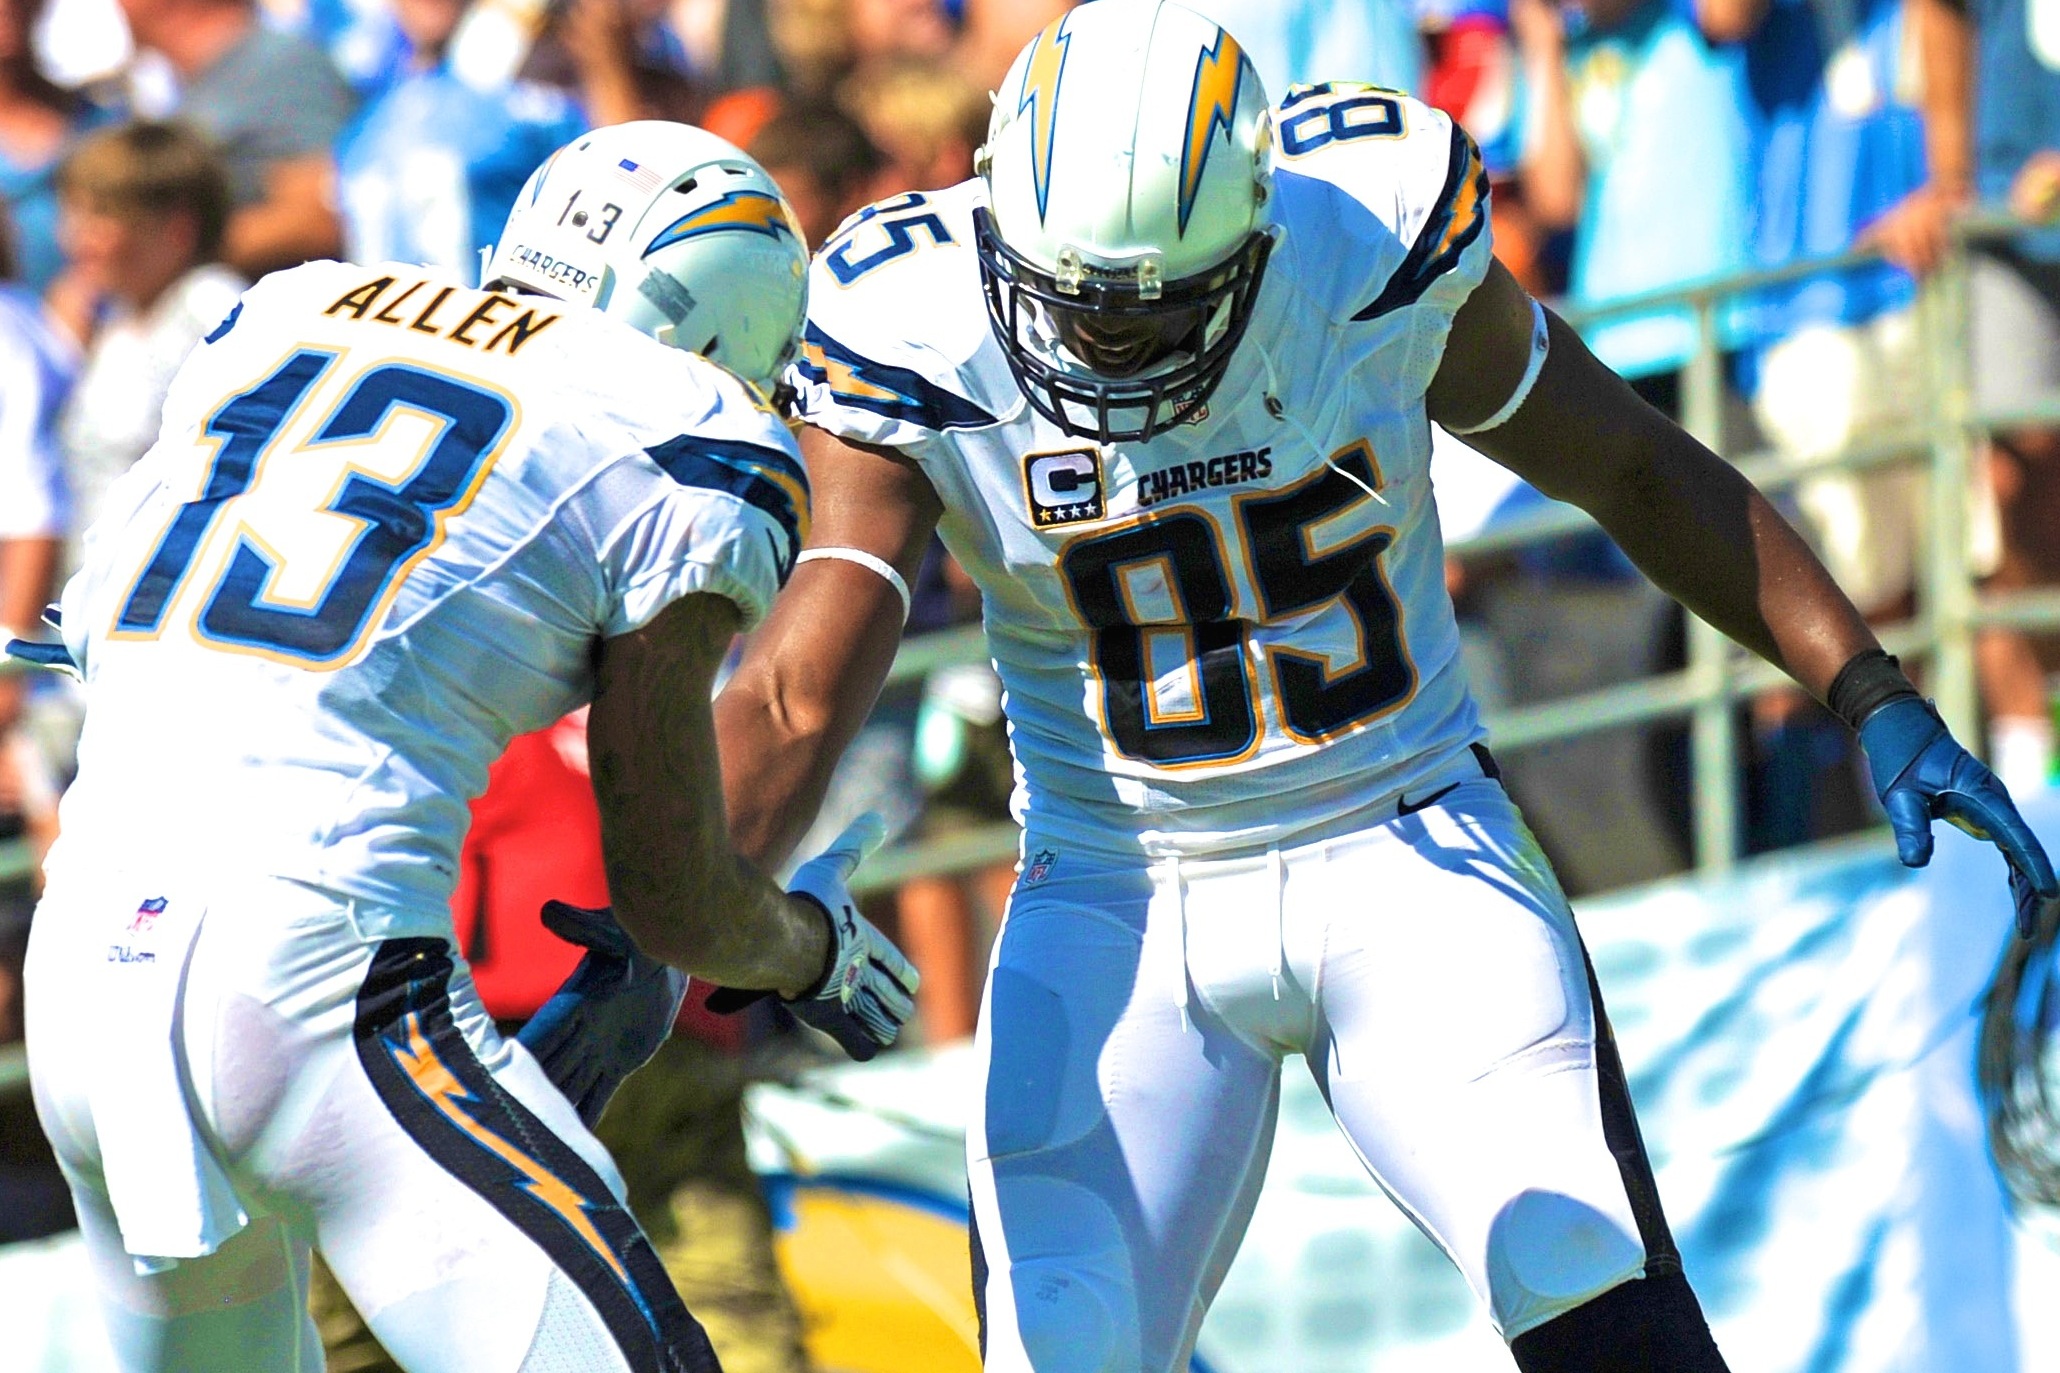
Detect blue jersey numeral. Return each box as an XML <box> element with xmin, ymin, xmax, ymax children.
<box><xmin>1277</xmin><ymin>83</ymin><xmax>1405</xmax><ymax>158</ymax></box>
<box><xmin>823</xmin><ymin>193</ymin><xmax>954</xmax><ymax>285</ymax></box>
<box><xmin>114</xmin><ymin>351</ymin><xmax>514</xmax><ymax>665</ymax></box>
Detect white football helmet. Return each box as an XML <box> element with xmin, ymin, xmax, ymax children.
<box><xmin>976</xmin><ymin>0</ymin><xmax>1274</xmax><ymax>442</ymax></box>
<box><xmin>485</xmin><ymin>122</ymin><xmax>808</xmax><ymax>394</ymax></box>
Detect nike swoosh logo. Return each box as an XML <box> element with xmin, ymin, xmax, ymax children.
<box><xmin>1395</xmin><ymin>782</ymin><xmax>1462</xmax><ymax>817</ymax></box>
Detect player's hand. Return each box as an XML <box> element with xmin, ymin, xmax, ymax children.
<box><xmin>516</xmin><ymin>900</ymin><xmax>688</xmax><ymax>1128</ymax></box>
<box><xmin>704</xmin><ymin>814</ymin><xmax>920</xmax><ymax>1060</ymax></box>
<box><xmin>1859</xmin><ymin>697</ymin><xmax>2060</xmax><ymax>937</ymax></box>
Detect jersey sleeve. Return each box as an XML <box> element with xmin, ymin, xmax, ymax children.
<box><xmin>1270</xmin><ymin>89</ymin><xmax>1495</xmax><ymax>335</ymax></box>
<box><xmin>785</xmin><ymin>189</ymin><xmax>1003</xmax><ymax>454</ymax></box>
<box><xmin>595</xmin><ymin>364</ymin><xmax>810</xmax><ymax>637</ymax></box>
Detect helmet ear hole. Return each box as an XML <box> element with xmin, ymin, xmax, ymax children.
<box><xmin>703</xmin><ymin>334</ymin><xmax>720</xmax><ymax>358</ymax></box>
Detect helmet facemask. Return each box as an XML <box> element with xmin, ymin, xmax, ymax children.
<box><xmin>975</xmin><ymin>206</ymin><xmax>1272</xmax><ymax>445</ymax></box>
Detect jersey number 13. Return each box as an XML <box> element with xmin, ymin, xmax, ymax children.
<box><xmin>113</xmin><ymin>348</ymin><xmax>514</xmax><ymax>666</ymax></box>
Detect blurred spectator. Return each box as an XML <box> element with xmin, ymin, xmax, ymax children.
<box><xmin>0</xmin><ymin>249</ymin><xmax>75</xmax><ymax>862</ymax></box>
<box><xmin>116</xmin><ymin>0</ymin><xmax>354</xmax><ymax>275</ymax></box>
<box><xmin>1514</xmin><ymin>0</ymin><xmax>1752</xmax><ymax>399</ymax></box>
<box><xmin>1965</xmin><ymin>0</ymin><xmax>2060</xmax><ymax>791</ymax></box>
<box><xmin>1417</xmin><ymin>0</ymin><xmax>1550</xmax><ymax>292</ymax></box>
<box><xmin>52</xmin><ymin>120</ymin><xmax>240</xmax><ymax>540</ymax></box>
<box><xmin>746</xmin><ymin>100</ymin><xmax>886</xmax><ymax>247</ymax></box>
<box><xmin>668</xmin><ymin>0</ymin><xmax>786</xmax><ymax>93</ymax></box>
<box><xmin>847</xmin><ymin>0</ymin><xmax>954</xmax><ymax>65</ymax></box>
<box><xmin>335</xmin><ymin>0</ymin><xmax>584</xmax><ymax>283</ymax></box>
<box><xmin>1694</xmin><ymin>0</ymin><xmax>1971</xmax><ymax>831</ymax></box>
<box><xmin>954</xmin><ymin>0</ymin><xmax>1074</xmax><ymax>90</ymax></box>
<box><xmin>0</xmin><ymin>0</ymin><xmax>110</xmax><ymax>294</ymax></box>
<box><xmin>768</xmin><ymin>0</ymin><xmax>1068</xmax><ymax>103</ymax></box>
<box><xmin>1186</xmin><ymin>0</ymin><xmax>1424</xmax><ymax>97</ymax></box>
<box><xmin>765</xmin><ymin>0</ymin><xmax>851</xmax><ymax>96</ymax></box>
<box><xmin>1720</xmin><ymin>0</ymin><xmax>1963</xmax><ymax>625</ymax></box>
<box><xmin>296</xmin><ymin>0</ymin><xmax>411</xmax><ymax>95</ymax></box>
<box><xmin>838</xmin><ymin>54</ymin><xmax>983</xmax><ymax>195</ymax></box>
<box><xmin>1463</xmin><ymin>0</ymin><xmax>1755</xmax><ymax>871</ymax></box>
<box><xmin>521</xmin><ymin>0</ymin><xmax>701</xmax><ymax>126</ymax></box>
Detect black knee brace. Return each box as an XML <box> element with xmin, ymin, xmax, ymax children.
<box><xmin>1509</xmin><ymin>1272</ymin><xmax>1731</xmax><ymax>1373</ymax></box>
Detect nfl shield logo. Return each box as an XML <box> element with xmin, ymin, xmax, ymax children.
<box><xmin>128</xmin><ymin>896</ymin><xmax>168</xmax><ymax>933</ymax></box>
<box><xmin>1022</xmin><ymin>849</ymin><xmax>1059</xmax><ymax>887</ymax></box>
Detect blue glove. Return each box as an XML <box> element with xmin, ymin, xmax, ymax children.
<box><xmin>516</xmin><ymin>900</ymin><xmax>688</xmax><ymax>1128</ymax></box>
<box><xmin>705</xmin><ymin>814</ymin><xmax>920</xmax><ymax>1061</ymax></box>
<box><xmin>1860</xmin><ymin>697</ymin><xmax>2060</xmax><ymax>937</ymax></box>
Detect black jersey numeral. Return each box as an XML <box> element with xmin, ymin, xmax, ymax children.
<box><xmin>1056</xmin><ymin>439</ymin><xmax>1414</xmax><ymax>766</ymax></box>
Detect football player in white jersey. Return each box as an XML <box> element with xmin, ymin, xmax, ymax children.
<box><xmin>711</xmin><ymin>3</ymin><xmax>2060</xmax><ymax>1370</ymax></box>
<box><xmin>13</xmin><ymin>123</ymin><xmax>918</xmax><ymax>1373</ymax></box>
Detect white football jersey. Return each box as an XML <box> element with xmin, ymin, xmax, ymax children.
<box><xmin>791</xmin><ymin>89</ymin><xmax>1494</xmax><ymax>856</ymax></box>
<box><xmin>50</xmin><ymin>260</ymin><xmax>807</xmax><ymax>913</ymax></box>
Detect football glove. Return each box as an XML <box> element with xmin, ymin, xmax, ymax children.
<box><xmin>1859</xmin><ymin>696</ymin><xmax>2060</xmax><ymax>937</ymax></box>
<box><xmin>705</xmin><ymin>813</ymin><xmax>920</xmax><ymax>1061</ymax></box>
<box><xmin>516</xmin><ymin>900</ymin><xmax>688</xmax><ymax>1128</ymax></box>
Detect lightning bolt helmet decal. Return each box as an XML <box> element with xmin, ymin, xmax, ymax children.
<box><xmin>1178</xmin><ymin>28</ymin><xmax>1250</xmax><ymax>236</ymax></box>
<box><xmin>1017</xmin><ymin>15</ymin><xmax>1073</xmax><ymax>224</ymax></box>
<box><xmin>643</xmin><ymin>189</ymin><xmax>796</xmax><ymax>257</ymax></box>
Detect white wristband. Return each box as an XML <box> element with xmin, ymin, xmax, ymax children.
<box><xmin>1446</xmin><ymin>297</ymin><xmax>1551</xmax><ymax>436</ymax></box>
<box><xmin>795</xmin><ymin>547</ymin><xmax>912</xmax><ymax>624</ymax></box>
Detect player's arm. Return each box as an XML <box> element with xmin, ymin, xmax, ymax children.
<box><xmin>1432</xmin><ymin>258</ymin><xmax>2058</xmax><ymax>925</ymax></box>
<box><xmin>1430</xmin><ymin>258</ymin><xmax>1873</xmax><ymax>698</ymax></box>
<box><xmin>713</xmin><ymin>425</ymin><xmax>945</xmax><ymax>871</ymax></box>
<box><xmin>587</xmin><ymin>589</ymin><xmax>828</xmax><ymax>995</ymax></box>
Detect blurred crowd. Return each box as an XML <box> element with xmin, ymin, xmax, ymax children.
<box><xmin>2</xmin><ymin>0</ymin><xmax>2060</xmax><ymax>1358</ymax></box>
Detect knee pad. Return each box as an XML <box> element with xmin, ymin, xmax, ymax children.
<box><xmin>1005</xmin><ymin>1259</ymin><xmax>1127</xmax><ymax>1373</ymax></box>
<box><xmin>1509</xmin><ymin>1272</ymin><xmax>1730</xmax><ymax>1373</ymax></box>
<box><xmin>1486</xmin><ymin>1190</ymin><xmax>1647</xmax><ymax>1335</ymax></box>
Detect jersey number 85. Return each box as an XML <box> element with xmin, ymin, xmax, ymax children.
<box><xmin>1059</xmin><ymin>442</ymin><xmax>1413</xmax><ymax>768</ymax></box>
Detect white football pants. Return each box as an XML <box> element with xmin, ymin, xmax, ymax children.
<box><xmin>26</xmin><ymin>869</ymin><xmax>717</xmax><ymax>1373</ymax></box>
<box><xmin>968</xmin><ymin>773</ymin><xmax>1676</xmax><ymax>1372</ymax></box>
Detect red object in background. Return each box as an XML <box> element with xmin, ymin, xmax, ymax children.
<box><xmin>454</xmin><ymin>710</ymin><xmax>742</xmax><ymax>1048</ymax></box>
<box><xmin>1422</xmin><ymin>16</ymin><xmax>1510</xmax><ymax>128</ymax></box>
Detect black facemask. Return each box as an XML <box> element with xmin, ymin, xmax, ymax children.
<box><xmin>973</xmin><ymin>206</ymin><xmax>1272</xmax><ymax>444</ymax></box>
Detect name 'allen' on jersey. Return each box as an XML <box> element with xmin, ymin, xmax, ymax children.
<box><xmin>790</xmin><ymin>87</ymin><xmax>1497</xmax><ymax>856</ymax></box>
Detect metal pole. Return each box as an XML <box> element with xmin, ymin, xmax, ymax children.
<box><xmin>1923</xmin><ymin>235</ymin><xmax>1980</xmax><ymax>743</ymax></box>
<box><xmin>1683</xmin><ymin>297</ymin><xmax>1738</xmax><ymax>873</ymax></box>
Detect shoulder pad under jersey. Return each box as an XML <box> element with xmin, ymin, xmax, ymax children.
<box><xmin>1266</xmin><ymin>85</ymin><xmax>1494</xmax><ymax>327</ymax></box>
<box><xmin>788</xmin><ymin>182</ymin><xmax>1010</xmax><ymax>451</ymax></box>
